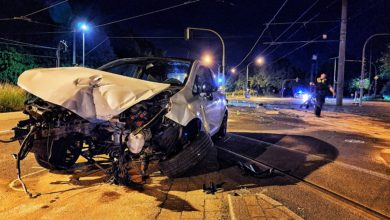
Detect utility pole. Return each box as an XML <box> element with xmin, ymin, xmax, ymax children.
<box><xmin>336</xmin><ymin>0</ymin><xmax>348</xmax><ymax>106</ymax></box>
<box><xmin>72</xmin><ymin>30</ymin><xmax>76</xmax><ymax>65</ymax></box>
<box><xmin>333</xmin><ymin>57</ymin><xmax>337</xmax><ymax>91</ymax></box>
<box><xmin>310</xmin><ymin>54</ymin><xmax>317</xmax><ymax>83</ymax></box>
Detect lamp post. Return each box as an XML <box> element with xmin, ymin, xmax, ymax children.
<box><xmin>281</xmin><ymin>77</ymin><xmax>299</xmax><ymax>97</ymax></box>
<box><xmin>79</xmin><ymin>23</ymin><xmax>89</xmax><ymax>66</ymax></box>
<box><xmin>245</xmin><ymin>57</ymin><xmax>264</xmax><ymax>98</ymax></box>
<box><xmin>374</xmin><ymin>75</ymin><xmax>379</xmax><ymax>96</ymax></box>
<box><xmin>185</xmin><ymin>27</ymin><xmax>225</xmax><ymax>89</ymax></box>
<box><xmin>359</xmin><ymin>33</ymin><xmax>390</xmax><ymax>106</ymax></box>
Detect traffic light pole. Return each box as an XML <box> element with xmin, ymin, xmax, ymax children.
<box><xmin>185</xmin><ymin>27</ymin><xmax>225</xmax><ymax>89</ymax></box>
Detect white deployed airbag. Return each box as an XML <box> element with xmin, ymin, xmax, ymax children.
<box><xmin>17</xmin><ymin>67</ymin><xmax>170</xmax><ymax>122</ymax></box>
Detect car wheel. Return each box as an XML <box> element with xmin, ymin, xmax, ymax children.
<box><xmin>34</xmin><ymin>135</ymin><xmax>83</xmax><ymax>170</ymax></box>
<box><xmin>214</xmin><ymin>112</ymin><xmax>227</xmax><ymax>140</ymax></box>
<box><xmin>159</xmin><ymin>131</ymin><xmax>213</xmax><ymax>178</ymax></box>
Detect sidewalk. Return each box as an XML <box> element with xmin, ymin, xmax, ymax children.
<box><xmin>156</xmin><ymin>171</ymin><xmax>302</xmax><ymax>220</ymax></box>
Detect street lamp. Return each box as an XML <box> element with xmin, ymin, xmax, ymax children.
<box><xmin>359</xmin><ymin>33</ymin><xmax>390</xmax><ymax>106</ymax></box>
<box><xmin>201</xmin><ymin>53</ymin><xmax>213</xmax><ymax>66</ymax></box>
<box><xmin>374</xmin><ymin>75</ymin><xmax>379</xmax><ymax>96</ymax></box>
<box><xmin>185</xmin><ymin>27</ymin><xmax>225</xmax><ymax>90</ymax></box>
<box><xmin>245</xmin><ymin>56</ymin><xmax>265</xmax><ymax>98</ymax></box>
<box><xmin>78</xmin><ymin>22</ymin><xmax>89</xmax><ymax>66</ymax></box>
<box><xmin>230</xmin><ymin>68</ymin><xmax>236</xmax><ymax>74</ymax></box>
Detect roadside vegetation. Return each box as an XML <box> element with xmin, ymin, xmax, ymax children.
<box><xmin>0</xmin><ymin>84</ymin><xmax>26</xmax><ymax>112</ymax></box>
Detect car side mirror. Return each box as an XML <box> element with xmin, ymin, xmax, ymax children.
<box><xmin>200</xmin><ymin>82</ymin><xmax>213</xmax><ymax>94</ymax></box>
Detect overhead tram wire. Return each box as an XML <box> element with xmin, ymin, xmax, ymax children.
<box><xmin>271</xmin><ymin>25</ymin><xmax>340</xmax><ymax>64</ymax></box>
<box><xmin>269</xmin><ymin>0</ymin><xmax>381</xmax><ymax>64</ymax></box>
<box><xmin>264</xmin><ymin>0</ymin><xmax>339</xmax><ymax>57</ymax></box>
<box><xmin>260</xmin><ymin>0</ymin><xmax>320</xmax><ymax>55</ymax></box>
<box><xmin>0</xmin><ymin>37</ymin><xmax>56</xmax><ymax>50</ymax></box>
<box><xmin>233</xmin><ymin>0</ymin><xmax>289</xmax><ymax>69</ymax></box>
<box><xmin>0</xmin><ymin>0</ymin><xmax>70</xmax><ymax>29</ymax></box>
<box><xmin>95</xmin><ymin>0</ymin><xmax>200</xmax><ymax>28</ymax></box>
<box><xmin>23</xmin><ymin>0</ymin><xmax>69</xmax><ymax>17</ymax></box>
<box><xmin>264</xmin><ymin>19</ymin><xmax>339</xmax><ymax>26</ymax></box>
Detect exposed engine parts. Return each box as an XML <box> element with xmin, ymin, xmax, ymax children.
<box><xmin>12</xmin><ymin>90</ymin><xmax>188</xmax><ymax>196</ymax></box>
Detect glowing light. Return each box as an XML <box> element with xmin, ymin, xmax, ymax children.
<box><xmin>201</xmin><ymin>53</ymin><xmax>213</xmax><ymax>66</ymax></box>
<box><xmin>79</xmin><ymin>22</ymin><xmax>89</xmax><ymax>31</ymax></box>
<box><xmin>255</xmin><ymin>56</ymin><xmax>265</xmax><ymax>65</ymax></box>
<box><xmin>230</xmin><ymin>68</ymin><xmax>236</xmax><ymax>73</ymax></box>
<box><xmin>302</xmin><ymin>94</ymin><xmax>310</xmax><ymax>102</ymax></box>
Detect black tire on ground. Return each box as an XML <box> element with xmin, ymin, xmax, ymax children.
<box><xmin>159</xmin><ymin>131</ymin><xmax>213</xmax><ymax>178</ymax></box>
<box><xmin>213</xmin><ymin>111</ymin><xmax>227</xmax><ymax>140</ymax></box>
<box><xmin>182</xmin><ymin>140</ymin><xmax>219</xmax><ymax>176</ymax></box>
<box><xmin>34</xmin><ymin>135</ymin><xmax>83</xmax><ymax>170</ymax></box>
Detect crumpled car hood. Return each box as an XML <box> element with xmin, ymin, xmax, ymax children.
<box><xmin>18</xmin><ymin>67</ymin><xmax>170</xmax><ymax>122</ymax></box>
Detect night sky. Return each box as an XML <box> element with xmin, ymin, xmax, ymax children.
<box><xmin>1</xmin><ymin>0</ymin><xmax>390</xmax><ymax>78</ymax></box>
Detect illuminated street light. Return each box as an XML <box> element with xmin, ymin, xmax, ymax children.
<box><xmin>246</xmin><ymin>56</ymin><xmax>265</xmax><ymax>98</ymax></box>
<box><xmin>255</xmin><ymin>56</ymin><xmax>265</xmax><ymax>65</ymax></box>
<box><xmin>230</xmin><ymin>68</ymin><xmax>236</xmax><ymax>74</ymax></box>
<box><xmin>78</xmin><ymin>22</ymin><xmax>90</xmax><ymax>66</ymax></box>
<box><xmin>80</xmin><ymin>23</ymin><xmax>89</xmax><ymax>31</ymax></box>
<box><xmin>202</xmin><ymin>53</ymin><xmax>213</xmax><ymax>66</ymax></box>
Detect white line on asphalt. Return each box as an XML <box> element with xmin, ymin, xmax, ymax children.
<box><xmin>228</xmin><ymin>132</ymin><xmax>390</xmax><ymax>181</ymax></box>
<box><xmin>0</xmin><ymin>130</ymin><xmax>12</xmax><ymax>134</ymax></box>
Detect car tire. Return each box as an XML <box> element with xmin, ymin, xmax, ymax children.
<box><xmin>214</xmin><ymin>112</ymin><xmax>227</xmax><ymax>140</ymax></box>
<box><xmin>34</xmin><ymin>135</ymin><xmax>83</xmax><ymax>170</ymax></box>
<box><xmin>159</xmin><ymin>131</ymin><xmax>213</xmax><ymax>178</ymax></box>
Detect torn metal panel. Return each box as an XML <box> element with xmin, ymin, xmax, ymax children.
<box><xmin>17</xmin><ymin>67</ymin><xmax>170</xmax><ymax>122</ymax></box>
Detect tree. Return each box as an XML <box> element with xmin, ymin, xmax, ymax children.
<box><xmin>348</xmin><ymin>77</ymin><xmax>369</xmax><ymax>93</ymax></box>
<box><xmin>378</xmin><ymin>44</ymin><xmax>390</xmax><ymax>80</ymax></box>
<box><xmin>0</xmin><ymin>48</ymin><xmax>39</xmax><ymax>84</ymax></box>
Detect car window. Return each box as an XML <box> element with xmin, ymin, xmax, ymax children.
<box><xmin>193</xmin><ymin>66</ymin><xmax>218</xmax><ymax>93</ymax></box>
<box><xmin>100</xmin><ymin>60</ymin><xmax>191</xmax><ymax>86</ymax></box>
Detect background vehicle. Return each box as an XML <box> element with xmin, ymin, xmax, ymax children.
<box><xmin>13</xmin><ymin>57</ymin><xmax>228</xmax><ymax>190</ymax></box>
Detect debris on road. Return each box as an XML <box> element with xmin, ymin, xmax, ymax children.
<box><xmin>202</xmin><ymin>182</ymin><xmax>225</xmax><ymax>194</ymax></box>
<box><xmin>237</xmin><ymin>161</ymin><xmax>274</xmax><ymax>178</ymax></box>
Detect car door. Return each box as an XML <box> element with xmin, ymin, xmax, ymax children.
<box><xmin>194</xmin><ymin>66</ymin><xmax>224</xmax><ymax>135</ymax></box>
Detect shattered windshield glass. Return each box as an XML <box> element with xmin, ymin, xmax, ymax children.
<box><xmin>100</xmin><ymin>59</ymin><xmax>191</xmax><ymax>86</ymax></box>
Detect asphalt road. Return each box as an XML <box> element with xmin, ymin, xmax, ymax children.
<box><xmin>0</xmin><ymin>101</ymin><xmax>389</xmax><ymax>219</ymax></box>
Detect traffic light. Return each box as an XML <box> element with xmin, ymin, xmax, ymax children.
<box><xmin>184</xmin><ymin>28</ymin><xmax>193</xmax><ymax>40</ymax></box>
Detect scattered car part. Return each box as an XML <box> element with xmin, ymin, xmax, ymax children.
<box><xmin>237</xmin><ymin>161</ymin><xmax>274</xmax><ymax>178</ymax></box>
<box><xmin>203</xmin><ymin>182</ymin><xmax>225</xmax><ymax>194</ymax></box>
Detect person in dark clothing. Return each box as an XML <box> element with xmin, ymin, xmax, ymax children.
<box><xmin>313</xmin><ymin>73</ymin><xmax>335</xmax><ymax>117</ymax></box>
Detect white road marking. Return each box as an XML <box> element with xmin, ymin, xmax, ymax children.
<box><xmin>0</xmin><ymin>130</ymin><xmax>12</xmax><ymax>134</ymax></box>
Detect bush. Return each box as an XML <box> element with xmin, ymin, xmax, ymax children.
<box><xmin>0</xmin><ymin>84</ymin><xmax>26</xmax><ymax>112</ymax></box>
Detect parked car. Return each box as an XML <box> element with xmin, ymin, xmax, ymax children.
<box><xmin>12</xmin><ymin>57</ymin><xmax>227</xmax><ymax>189</ymax></box>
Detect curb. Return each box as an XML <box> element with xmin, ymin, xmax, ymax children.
<box><xmin>227</xmin><ymin>192</ymin><xmax>303</xmax><ymax>220</ymax></box>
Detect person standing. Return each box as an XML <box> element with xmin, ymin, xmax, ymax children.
<box><xmin>314</xmin><ymin>73</ymin><xmax>335</xmax><ymax>117</ymax></box>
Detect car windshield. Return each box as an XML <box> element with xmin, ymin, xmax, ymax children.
<box><xmin>100</xmin><ymin>59</ymin><xmax>191</xmax><ymax>86</ymax></box>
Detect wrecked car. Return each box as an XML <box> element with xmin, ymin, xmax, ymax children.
<box><xmin>12</xmin><ymin>57</ymin><xmax>227</xmax><ymax>194</ymax></box>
